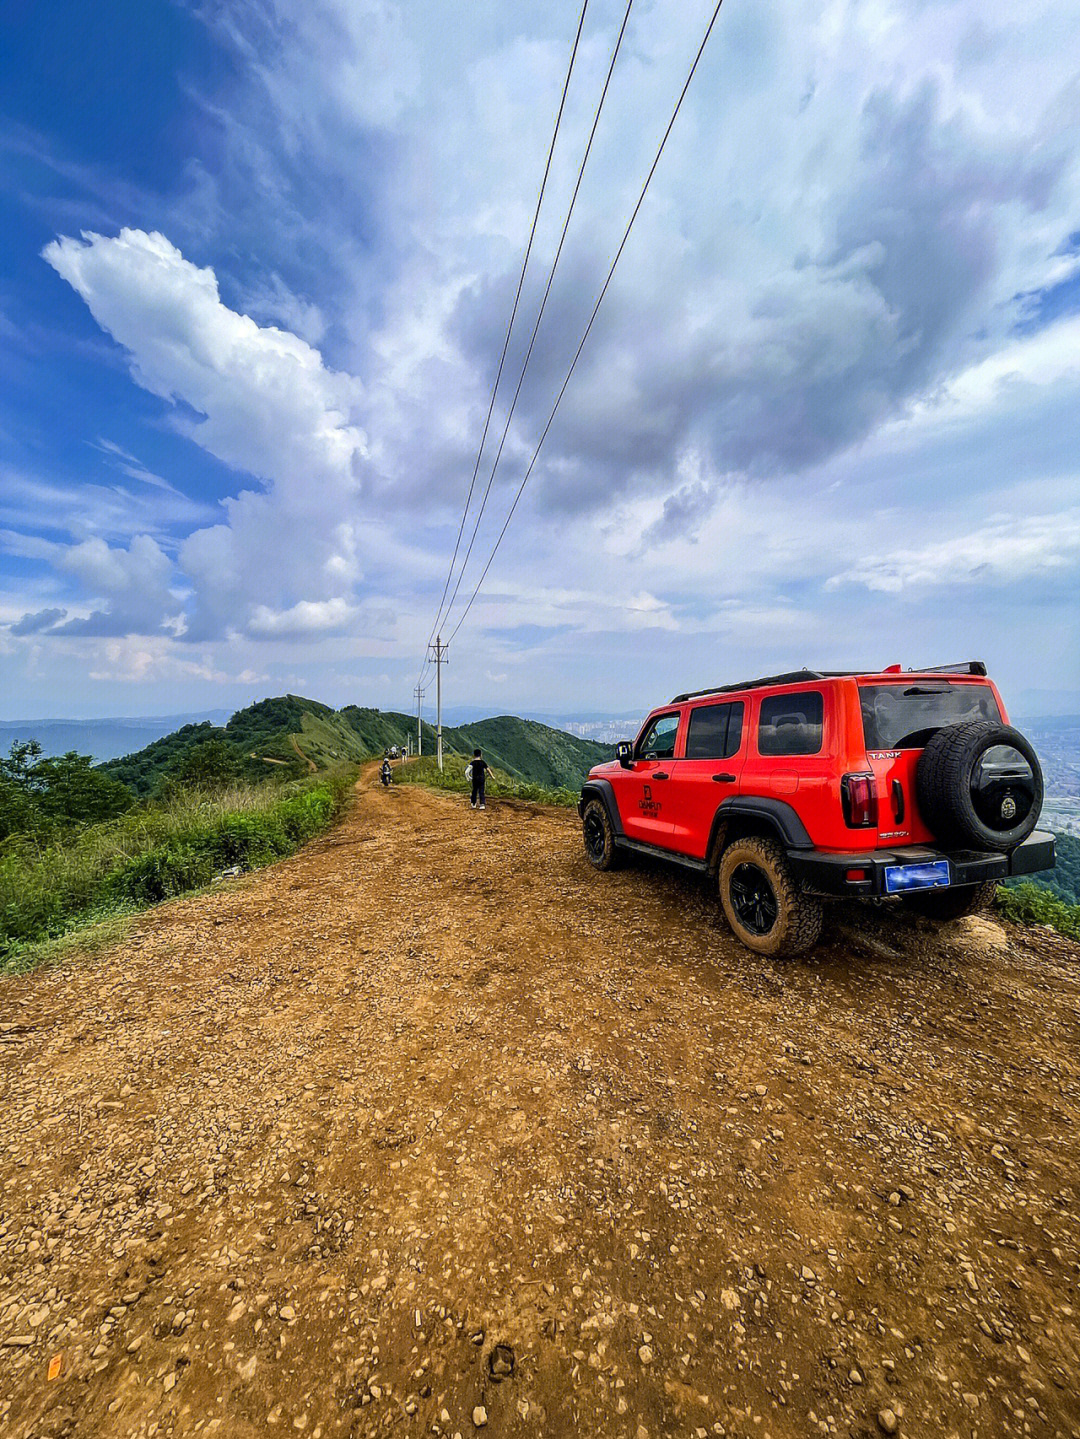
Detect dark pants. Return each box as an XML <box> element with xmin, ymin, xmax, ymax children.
<box><xmin>471</xmin><ymin>773</ymin><xmax>485</xmax><ymax>806</ymax></box>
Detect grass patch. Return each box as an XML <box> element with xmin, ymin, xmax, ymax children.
<box><xmin>395</xmin><ymin>754</ymin><xmax>579</xmax><ymax>808</ymax></box>
<box><xmin>0</xmin><ymin>769</ymin><xmax>355</xmax><ymax>973</ymax></box>
<box><xmin>995</xmin><ymin>882</ymin><xmax>1080</xmax><ymax>942</ymax></box>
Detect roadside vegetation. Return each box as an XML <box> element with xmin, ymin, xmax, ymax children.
<box><xmin>394</xmin><ymin>753</ymin><xmax>579</xmax><ymax>808</ymax></box>
<box><xmin>0</xmin><ymin>737</ymin><xmax>354</xmax><ymax>972</ymax></box>
<box><xmin>996</xmin><ymin>882</ymin><xmax>1080</xmax><ymax>941</ymax></box>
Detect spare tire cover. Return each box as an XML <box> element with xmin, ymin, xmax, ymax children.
<box><xmin>916</xmin><ymin>719</ymin><xmax>1043</xmax><ymax>852</ymax></box>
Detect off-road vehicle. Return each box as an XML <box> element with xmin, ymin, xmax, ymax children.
<box><xmin>579</xmin><ymin>662</ymin><xmax>1055</xmax><ymax>957</ymax></box>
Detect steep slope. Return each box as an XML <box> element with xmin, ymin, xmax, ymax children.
<box><xmin>449</xmin><ymin>714</ymin><xmax>610</xmax><ymax>789</ymax></box>
<box><xmin>99</xmin><ymin>722</ymin><xmax>224</xmax><ymax>797</ymax></box>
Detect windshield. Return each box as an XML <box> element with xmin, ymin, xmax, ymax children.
<box><xmin>860</xmin><ymin>682</ymin><xmax>1001</xmax><ymax>750</ymax></box>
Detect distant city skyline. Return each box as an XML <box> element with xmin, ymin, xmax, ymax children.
<box><xmin>2</xmin><ymin>0</ymin><xmax>1078</xmax><ymax>719</ymax></box>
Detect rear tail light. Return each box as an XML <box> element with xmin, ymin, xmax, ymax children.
<box><xmin>841</xmin><ymin>772</ymin><xmax>878</xmax><ymax>828</ymax></box>
<box><xmin>845</xmin><ymin>868</ymin><xmax>868</xmax><ymax>883</ymax></box>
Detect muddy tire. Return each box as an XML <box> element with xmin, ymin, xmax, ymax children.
<box><xmin>902</xmin><ymin>880</ymin><xmax>998</xmax><ymax>921</ymax></box>
<box><xmin>581</xmin><ymin>797</ymin><xmax>623</xmax><ymax>872</ymax></box>
<box><xmin>718</xmin><ymin>836</ymin><xmax>823</xmax><ymax>958</ymax></box>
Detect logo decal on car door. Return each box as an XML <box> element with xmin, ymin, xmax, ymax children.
<box><xmin>639</xmin><ymin>783</ymin><xmax>661</xmax><ymax>817</ymax></box>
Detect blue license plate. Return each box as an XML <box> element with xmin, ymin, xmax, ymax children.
<box><xmin>884</xmin><ymin>859</ymin><xmax>951</xmax><ymax>894</ymax></box>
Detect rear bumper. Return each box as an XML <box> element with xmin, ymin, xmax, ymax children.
<box><xmin>788</xmin><ymin>830</ymin><xmax>1056</xmax><ymax>898</ymax></box>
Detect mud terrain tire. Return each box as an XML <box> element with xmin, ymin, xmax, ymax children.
<box><xmin>718</xmin><ymin>836</ymin><xmax>823</xmax><ymax>958</ymax></box>
<box><xmin>902</xmin><ymin>880</ymin><xmax>999</xmax><ymax>921</ymax></box>
<box><xmin>916</xmin><ymin>719</ymin><xmax>1042</xmax><ymax>851</ymax></box>
<box><xmin>581</xmin><ymin>797</ymin><xmax>624</xmax><ymax>872</ymax></box>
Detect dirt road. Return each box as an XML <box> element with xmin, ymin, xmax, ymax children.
<box><xmin>2</xmin><ymin>770</ymin><xmax>1079</xmax><ymax>1439</ymax></box>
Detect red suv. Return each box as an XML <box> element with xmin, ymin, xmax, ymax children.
<box><xmin>579</xmin><ymin>663</ymin><xmax>1055</xmax><ymax>957</ymax></box>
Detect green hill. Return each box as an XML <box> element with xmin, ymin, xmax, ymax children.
<box><xmin>102</xmin><ymin>696</ymin><xmax>612</xmax><ymax>796</ymax></box>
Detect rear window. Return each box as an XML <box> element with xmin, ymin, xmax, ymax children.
<box><xmin>758</xmin><ymin>692</ymin><xmax>824</xmax><ymax>755</ymax></box>
<box><xmin>860</xmin><ymin>683</ymin><xmax>1001</xmax><ymax>750</ymax></box>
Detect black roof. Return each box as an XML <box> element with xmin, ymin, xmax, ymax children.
<box><xmin>669</xmin><ymin>661</ymin><xmax>986</xmax><ymax>704</ymax></box>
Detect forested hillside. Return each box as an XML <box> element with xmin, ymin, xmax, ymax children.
<box><xmin>1006</xmin><ymin>830</ymin><xmax>1080</xmax><ymax>906</ymax></box>
<box><xmin>101</xmin><ymin>696</ymin><xmax>612</xmax><ymax>796</ymax></box>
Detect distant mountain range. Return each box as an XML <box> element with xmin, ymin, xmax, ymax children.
<box><xmin>0</xmin><ymin>711</ymin><xmax>232</xmax><ymax>763</ymax></box>
<box><xmin>0</xmin><ymin>702</ymin><xmax>641</xmax><ymax>764</ymax></box>
<box><xmin>99</xmin><ymin>696</ymin><xmax>613</xmax><ymax>797</ymax></box>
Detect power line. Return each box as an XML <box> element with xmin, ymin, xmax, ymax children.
<box><xmin>415</xmin><ymin>0</ymin><xmax>591</xmax><ymax>686</ymax></box>
<box><xmin>438</xmin><ymin>0</ymin><xmax>635</xmax><ymax>632</ymax></box>
<box><xmin>445</xmin><ymin>0</ymin><xmax>728</xmax><ymax>646</ymax></box>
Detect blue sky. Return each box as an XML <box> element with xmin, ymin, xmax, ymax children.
<box><xmin>1</xmin><ymin>0</ymin><xmax>1078</xmax><ymax>720</ymax></box>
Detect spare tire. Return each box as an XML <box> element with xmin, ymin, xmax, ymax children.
<box><xmin>916</xmin><ymin>719</ymin><xmax>1042</xmax><ymax>852</ymax></box>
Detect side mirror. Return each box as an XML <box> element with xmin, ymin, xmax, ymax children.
<box><xmin>615</xmin><ymin>740</ymin><xmax>633</xmax><ymax>769</ymax></box>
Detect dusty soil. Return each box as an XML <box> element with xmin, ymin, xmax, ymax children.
<box><xmin>2</xmin><ymin>767</ymin><xmax>1079</xmax><ymax>1439</ymax></box>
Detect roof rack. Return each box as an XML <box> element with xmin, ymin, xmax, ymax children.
<box><xmin>671</xmin><ymin>669</ymin><xmax>837</xmax><ymax>703</ymax></box>
<box><xmin>670</xmin><ymin>660</ymin><xmax>987</xmax><ymax>704</ymax></box>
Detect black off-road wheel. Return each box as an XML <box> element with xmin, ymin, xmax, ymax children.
<box><xmin>718</xmin><ymin>836</ymin><xmax>823</xmax><ymax>958</ymax></box>
<box><xmin>902</xmin><ymin>880</ymin><xmax>998</xmax><ymax>921</ymax></box>
<box><xmin>581</xmin><ymin>797</ymin><xmax>623</xmax><ymax>872</ymax></box>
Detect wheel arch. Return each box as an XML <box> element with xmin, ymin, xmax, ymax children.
<box><xmin>706</xmin><ymin>797</ymin><xmax>814</xmax><ymax>875</ymax></box>
<box><xmin>579</xmin><ymin>779</ymin><xmax>624</xmax><ymax>838</ymax></box>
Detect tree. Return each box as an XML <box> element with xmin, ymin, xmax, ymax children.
<box><xmin>0</xmin><ymin>741</ymin><xmax>135</xmax><ymax>840</ymax></box>
<box><xmin>31</xmin><ymin>752</ymin><xmax>134</xmax><ymax>826</ymax></box>
<box><xmin>171</xmin><ymin>738</ymin><xmax>241</xmax><ymax>789</ymax></box>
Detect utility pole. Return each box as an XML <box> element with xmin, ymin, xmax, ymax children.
<box><xmin>413</xmin><ymin>683</ymin><xmax>425</xmax><ymax>758</ymax></box>
<box><xmin>427</xmin><ymin>635</ymin><xmax>448</xmax><ymax>772</ymax></box>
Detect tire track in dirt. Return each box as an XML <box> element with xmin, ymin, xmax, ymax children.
<box><xmin>0</xmin><ymin>771</ymin><xmax>1078</xmax><ymax>1438</ymax></box>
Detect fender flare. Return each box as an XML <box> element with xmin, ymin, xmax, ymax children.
<box><xmin>706</xmin><ymin>796</ymin><xmax>814</xmax><ymax>868</ymax></box>
<box><xmin>579</xmin><ymin>779</ymin><xmax>624</xmax><ymax>837</ymax></box>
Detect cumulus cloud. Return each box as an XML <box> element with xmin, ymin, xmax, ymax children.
<box><xmin>53</xmin><ymin>534</ymin><xmax>179</xmax><ymax>636</ymax></box>
<box><xmin>9</xmin><ymin>607</ymin><xmax>67</xmax><ymax>636</ymax></box>
<box><xmin>43</xmin><ymin>228</ymin><xmax>374</xmax><ymax>638</ymax></box>
<box><xmin>826</xmin><ymin>509</ymin><xmax>1080</xmax><ymax>592</ymax></box>
<box><xmin>248</xmin><ymin>597</ymin><xmax>359</xmax><ymax>638</ymax></box>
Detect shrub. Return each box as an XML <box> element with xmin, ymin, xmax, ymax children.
<box><xmin>995</xmin><ymin>882</ymin><xmax>1080</xmax><ymax>941</ymax></box>
<box><xmin>0</xmin><ymin>770</ymin><xmax>353</xmax><ymax>970</ymax></box>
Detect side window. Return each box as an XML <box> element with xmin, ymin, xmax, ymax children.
<box><xmin>685</xmin><ymin>702</ymin><xmax>745</xmax><ymax>760</ymax></box>
<box><xmin>758</xmin><ymin>692</ymin><xmax>824</xmax><ymax>756</ymax></box>
<box><xmin>636</xmin><ymin>712</ymin><xmax>680</xmax><ymax>760</ymax></box>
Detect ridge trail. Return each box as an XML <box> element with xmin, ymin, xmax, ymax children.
<box><xmin>1</xmin><ymin>772</ymin><xmax>1078</xmax><ymax>1436</ymax></box>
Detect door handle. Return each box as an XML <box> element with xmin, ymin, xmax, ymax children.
<box><xmin>652</xmin><ymin>771</ymin><xmax>669</xmax><ymax>780</ymax></box>
<box><xmin>712</xmin><ymin>773</ymin><xmax>737</xmax><ymax>783</ymax></box>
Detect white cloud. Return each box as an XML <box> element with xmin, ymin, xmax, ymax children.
<box><xmin>248</xmin><ymin>597</ymin><xmax>359</xmax><ymax>637</ymax></box>
<box><xmin>84</xmin><ymin>635</ymin><xmax>263</xmax><ymax>684</ymax></box>
<box><xmin>43</xmin><ymin>227</ymin><xmax>376</xmax><ymax>638</ymax></box>
<box><xmin>826</xmin><ymin>509</ymin><xmax>1080</xmax><ymax>592</ymax></box>
<box><xmin>895</xmin><ymin>313</ymin><xmax>1080</xmax><ymax>433</ymax></box>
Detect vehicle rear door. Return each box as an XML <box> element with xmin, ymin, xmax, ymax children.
<box><xmin>668</xmin><ymin>700</ymin><xmax>745</xmax><ymax>858</ymax></box>
<box><xmin>617</xmin><ymin>710</ymin><xmax>681</xmax><ymax>846</ymax></box>
<box><xmin>858</xmin><ymin>680</ymin><xmax>1004</xmax><ymax>847</ymax></box>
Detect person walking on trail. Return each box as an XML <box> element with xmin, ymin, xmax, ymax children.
<box><xmin>468</xmin><ymin>748</ymin><xmax>488</xmax><ymax>810</ymax></box>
